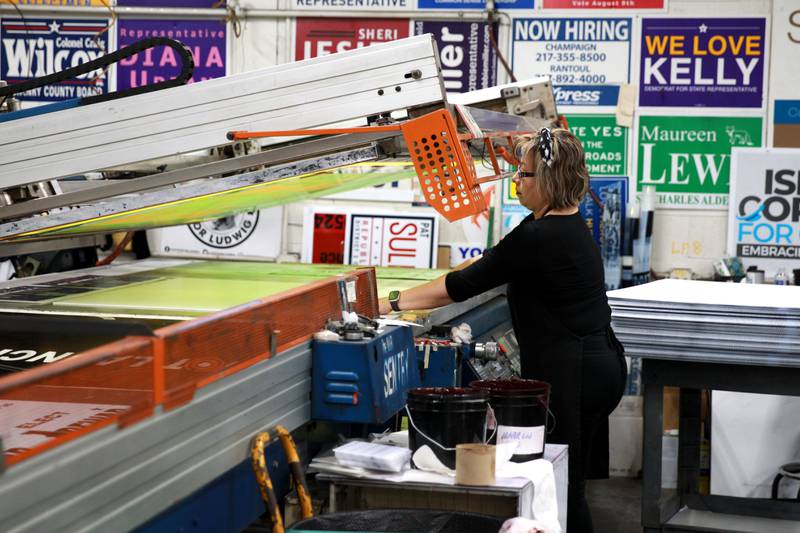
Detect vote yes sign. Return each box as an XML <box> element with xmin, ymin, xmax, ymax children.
<box><xmin>566</xmin><ymin>114</ymin><xmax>628</xmax><ymax>176</ymax></box>
<box><xmin>640</xmin><ymin>18</ymin><xmax>766</xmax><ymax>108</ymax></box>
<box><xmin>637</xmin><ymin>115</ymin><xmax>763</xmax><ymax>209</ymax></box>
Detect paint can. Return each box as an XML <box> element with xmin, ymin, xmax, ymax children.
<box><xmin>470</xmin><ymin>379</ymin><xmax>550</xmax><ymax>462</ymax></box>
<box><xmin>406</xmin><ymin>388</ymin><xmax>489</xmax><ymax>470</ymax></box>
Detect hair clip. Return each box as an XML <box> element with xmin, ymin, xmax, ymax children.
<box><xmin>538</xmin><ymin>128</ymin><xmax>554</xmax><ymax>168</ymax></box>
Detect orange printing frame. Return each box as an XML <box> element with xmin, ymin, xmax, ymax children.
<box><xmin>228</xmin><ymin>108</ymin><xmax>526</xmax><ymax>222</ymax></box>
<box><xmin>0</xmin><ymin>268</ymin><xmax>378</xmax><ymax>467</ymax></box>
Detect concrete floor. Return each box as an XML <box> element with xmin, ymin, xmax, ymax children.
<box><xmin>587</xmin><ymin>477</ymin><xmax>642</xmax><ymax>533</ymax></box>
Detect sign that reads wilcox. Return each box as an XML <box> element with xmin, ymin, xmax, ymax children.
<box><xmin>1</xmin><ymin>18</ymin><xmax>109</xmax><ymax>101</ymax></box>
<box><xmin>637</xmin><ymin>115</ymin><xmax>762</xmax><ymax>209</ymax></box>
<box><xmin>728</xmin><ymin>149</ymin><xmax>800</xmax><ymax>275</ymax></box>
<box><xmin>512</xmin><ymin>17</ymin><xmax>631</xmax><ymax>107</ymax></box>
<box><xmin>640</xmin><ymin>18</ymin><xmax>766</xmax><ymax>108</ymax></box>
<box><xmin>566</xmin><ymin>114</ymin><xmax>628</xmax><ymax>176</ymax></box>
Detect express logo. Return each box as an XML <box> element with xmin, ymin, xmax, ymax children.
<box><xmin>554</xmin><ymin>87</ymin><xmax>601</xmax><ymax>104</ymax></box>
<box><xmin>189</xmin><ymin>211</ymin><xmax>259</xmax><ymax>249</ymax></box>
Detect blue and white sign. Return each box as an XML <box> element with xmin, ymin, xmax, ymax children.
<box><xmin>501</xmin><ymin>204</ymin><xmax>531</xmax><ymax>238</ymax></box>
<box><xmin>414</xmin><ymin>20</ymin><xmax>498</xmax><ymax>94</ymax></box>
<box><xmin>419</xmin><ymin>0</ymin><xmax>533</xmax><ymax>9</ymax></box>
<box><xmin>728</xmin><ymin>148</ymin><xmax>800</xmax><ymax>277</ymax></box>
<box><xmin>512</xmin><ymin>17</ymin><xmax>631</xmax><ymax>107</ymax></box>
<box><xmin>1</xmin><ymin>18</ymin><xmax>109</xmax><ymax>102</ymax></box>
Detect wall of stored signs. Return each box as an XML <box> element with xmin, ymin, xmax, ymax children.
<box><xmin>0</xmin><ymin>0</ymin><xmax>792</xmax><ymax>274</ymax></box>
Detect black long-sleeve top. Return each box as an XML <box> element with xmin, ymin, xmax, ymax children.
<box><xmin>445</xmin><ymin>212</ymin><xmax>611</xmax><ymax>351</ymax></box>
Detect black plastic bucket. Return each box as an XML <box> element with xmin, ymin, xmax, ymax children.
<box><xmin>470</xmin><ymin>379</ymin><xmax>550</xmax><ymax>462</ymax></box>
<box><xmin>406</xmin><ymin>387</ymin><xmax>489</xmax><ymax>470</ymax></box>
<box><xmin>289</xmin><ymin>509</ymin><xmax>504</xmax><ymax>532</ymax></box>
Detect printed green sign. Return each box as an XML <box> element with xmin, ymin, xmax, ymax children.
<box><xmin>567</xmin><ymin>114</ymin><xmax>628</xmax><ymax>176</ymax></box>
<box><xmin>637</xmin><ymin>115</ymin><xmax>763</xmax><ymax>209</ymax></box>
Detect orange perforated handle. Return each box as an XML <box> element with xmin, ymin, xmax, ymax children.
<box><xmin>400</xmin><ymin>109</ymin><xmax>487</xmax><ymax>222</ymax></box>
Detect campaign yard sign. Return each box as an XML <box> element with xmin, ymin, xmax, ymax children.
<box><xmin>413</xmin><ymin>20</ymin><xmax>498</xmax><ymax>94</ymax></box>
<box><xmin>295</xmin><ymin>18</ymin><xmax>409</xmax><ymax>60</ymax></box>
<box><xmin>728</xmin><ymin>148</ymin><xmax>800</xmax><ymax>276</ymax></box>
<box><xmin>418</xmin><ymin>0</ymin><xmax>533</xmax><ymax>9</ymax></box>
<box><xmin>637</xmin><ymin>115</ymin><xmax>763</xmax><ymax>209</ymax></box>
<box><xmin>566</xmin><ymin>114</ymin><xmax>628</xmax><ymax>176</ymax></box>
<box><xmin>117</xmin><ymin>19</ymin><xmax>227</xmax><ymax>91</ymax></box>
<box><xmin>346</xmin><ymin>213</ymin><xmax>437</xmax><ymax>268</ymax></box>
<box><xmin>1</xmin><ymin>18</ymin><xmax>109</xmax><ymax>102</ymax></box>
<box><xmin>512</xmin><ymin>17</ymin><xmax>631</xmax><ymax>107</ymax></box>
<box><xmin>640</xmin><ymin>18</ymin><xmax>766</xmax><ymax>108</ymax></box>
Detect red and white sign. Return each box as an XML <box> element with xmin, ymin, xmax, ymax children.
<box><xmin>347</xmin><ymin>214</ymin><xmax>437</xmax><ymax>268</ymax></box>
<box><xmin>295</xmin><ymin>18</ymin><xmax>410</xmax><ymax>60</ymax></box>
<box><xmin>543</xmin><ymin>0</ymin><xmax>665</xmax><ymax>7</ymax></box>
<box><xmin>311</xmin><ymin>212</ymin><xmax>347</xmax><ymax>264</ymax></box>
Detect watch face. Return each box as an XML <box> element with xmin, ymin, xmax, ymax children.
<box><xmin>388</xmin><ymin>290</ymin><xmax>400</xmax><ymax>301</ymax></box>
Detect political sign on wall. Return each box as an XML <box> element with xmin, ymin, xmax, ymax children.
<box><xmin>117</xmin><ymin>20</ymin><xmax>227</xmax><ymax>91</ymax></box>
<box><xmin>501</xmin><ymin>204</ymin><xmax>531</xmax><ymax>238</ymax></box>
<box><xmin>775</xmin><ymin>100</ymin><xmax>800</xmax><ymax>148</ymax></box>
<box><xmin>637</xmin><ymin>115</ymin><xmax>763</xmax><ymax>209</ymax></box>
<box><xmin>146</xmin><ymin>208</ymin><xmax>283</xmax><ymax>261</ymax></box>
<box><xmin>295</xmin><ymin>18</ymin><xmax>409</xmax><ymax>60</ymax></box>
<box><xmin>292</xmin><ymin>0</ymin><xmax>410</xmax><ymax>12</ymax></box>
<box><xmin>0</xmin><ymin>18</ymin><xmax>109</xmax><ymax>102</ymax></box>
<box><xmin>118</xmin><ymin>1</ymin><xmax>223</xmax><ymax>5</ymax></box>
<box><xmin>727</xmin><ymin>148</ymin><xmax>800</xmax><ymax>276</ymax></box>
<box><xmin>301</xmin><ymin>206</ymin><xmax>438</xmax><ymax>268</ymax></box>
<box><xmin>346</xmin><ymin>213</ymin><xmax>438</xmax><ymax>268</ymax></box>
<box><xmin>3</xmin><ymin>0</ymin><xmax>109</xmax><ymax>5</ymax></box>
<box><xmin>567</xmin><ymin>114</ymin><xmax>628</xmax><ymax>176</ymax></box>
<box><xmin>413</xmin><ymin>20</ymin><xmax>498</xmax><ymax>94</ymax></box>
<box><xmin>512</xmin><ymin>17</ymin><xmax>631</xmax><ymax>107</ymax></box>
<box><xmin>639</xmin><ymin>18</ymin><xmax>766</xmax><ymax>108</ymax></box>
<box><xmin>771</xmin><ymin>3</ymin><xmax>800</xmax><ymax>148</ymax></box>
<box><xmin>418</xmin><ymin>0</ymin><xmax>533</xmax><ymax>9</ymax></box>
<box><xmin>543</xmin><ymin>0</ymin><xmax>664</xmax><ymax>7</ymax></box>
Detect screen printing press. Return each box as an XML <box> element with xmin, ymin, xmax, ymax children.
<box><xmin>0</xmin><ymin>258</ymin><xmax>515</xmax><ymax>532</ymax></box>
<box><xmin>0</xmin><ymin>34</ymin><xmax>556</xmax><ymax>532</ymax></box>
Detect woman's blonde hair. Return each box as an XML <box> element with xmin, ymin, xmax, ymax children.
<box><xmin>514</xmin><ymin>128</ymin><xmax>589</xmax><ymax>210</ymax></box>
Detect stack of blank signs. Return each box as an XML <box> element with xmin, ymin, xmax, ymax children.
<box><xmin>608</xmin><ymin>279</ymin><xmax>800</xmax><ymax>368</ymax></box>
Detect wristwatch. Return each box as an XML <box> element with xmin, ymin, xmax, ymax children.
<box><xmin>388</xmin><ymin>290</ymin><xmax>401</xmax><ymax>312</ymax></box>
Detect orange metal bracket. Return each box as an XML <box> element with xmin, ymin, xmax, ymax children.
<box><xmin>226</xmin><ymin>109</ymin><xmax>532</xmax><ymax>222</ymax></box>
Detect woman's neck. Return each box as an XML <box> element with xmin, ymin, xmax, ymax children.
<box><xmin>534</xmin><ymin>206</ymin><xmax>579</xmax><ymax>219</ymax></box>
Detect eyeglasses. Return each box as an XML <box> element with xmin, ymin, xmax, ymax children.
<box><xmin>517</xmin><ymin>170</ymin><xmax>536</xmax><ymax>178</ymax></box>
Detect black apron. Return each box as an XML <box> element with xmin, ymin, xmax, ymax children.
<box><xmin>508</xmin><ymin>286</ymin><xmax>613</xmax><ymax>481</ymax></box>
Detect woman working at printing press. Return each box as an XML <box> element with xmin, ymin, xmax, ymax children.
<box><xmin>378</xmin><ymin>128</ymin><xmax>627</xmax><ymax>533</ymax></box>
